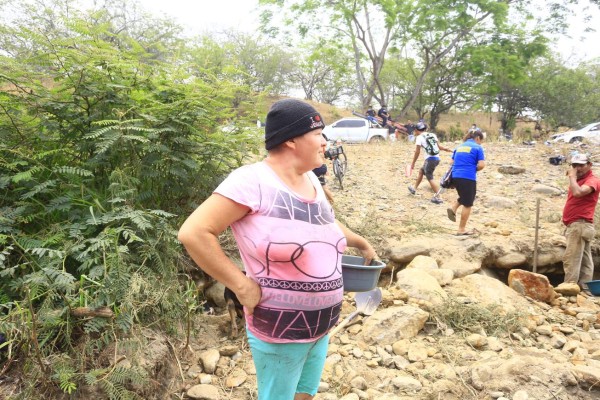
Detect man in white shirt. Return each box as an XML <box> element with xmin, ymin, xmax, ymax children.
<box><xmin>408</xmin><ymin>122</ymin><xmax>452</xmax><ymax>204</ymax></box>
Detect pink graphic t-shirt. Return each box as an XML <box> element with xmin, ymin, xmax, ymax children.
<box><xmin>215</xmin><ymin>161</ymin><xmax>346</xmax><ymax>343</ymax></box>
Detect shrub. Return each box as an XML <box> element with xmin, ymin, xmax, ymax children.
<box><xmin>0</xmin><ymin>5</ymin><xmax>261</xmax><ymax>398</ymax></box>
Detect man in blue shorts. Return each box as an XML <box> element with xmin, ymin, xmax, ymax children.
<box><xmin>446</xmin><ymin>130</ymin><xmax>485</xmax><ymax>235</ymax></box>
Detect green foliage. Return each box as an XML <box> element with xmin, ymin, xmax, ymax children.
<box><xmin>526</xmin><ymin>58</ymin><xmax>600</xmax><ymax>127</ymax></box>
<box><xmin>0</xmin><ymin>0</ymin><xmax>262</xmax><ymax>397</ymax></box>
<box><xmin>448</xmin><ymin>123</ymin><xmax>465</xmax><ymax>141</ymax></box>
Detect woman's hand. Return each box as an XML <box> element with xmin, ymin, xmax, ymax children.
<box><xmin>236</xmin><ymin>277</ymin><xmax>262</xmax><ymax>315</ymax></box>
<box><xmin>359</xmin><ymin>243</ymin><xmax>378</xmax><ymax>265</ymax></box>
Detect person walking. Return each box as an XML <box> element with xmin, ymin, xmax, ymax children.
<box><xmin>178</xmin><ymin>98</ymin><xmax>378</xmax><ymax>400</ymax></box>
<box><xmin>446</xmin><ymin>130</ymin><xmax>485</xmax><ymax>235</ymax></box>
<box><xmin>555</xmin><ymin>153</ymin><xmax>600</xmax><ymax>296</ymax></box>
<box><xmin>407</xmin><ymin>122</ymin><xmax>452</xmax><ymax>204</ymax></box>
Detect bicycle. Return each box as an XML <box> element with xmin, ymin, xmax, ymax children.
<box><xmin>324</xmin><ymin>144</ymin><xmax>347</xmax><ymax>190</ymax></box>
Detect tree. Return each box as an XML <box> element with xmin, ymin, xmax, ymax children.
<box><xmin>221</xmin><ymin>32</ymin><xmax>295</xmax><ymax>95</ymax></box>
<box><xmin>258</xmin><ymin>0</ymin><xmax>404</xmax><ymax>108</ymax></box>
<box><xmin>416</xmin><ymin>57</ymin><xmax>480</xmax><ymax>131</ymax></box>
<box><xmin>526</xmin><ymin>58</ymin><xmax>600</xmax><ymax>127</ymax></box>
<box><xmin>462</xmin><ymin>30</ymin><xmax>548</xmax><ymax>134</ymax></box>
<box><xmin>258</xmin><ymin>0</ymin><xmax>522</xmax><ymax>117</ymax></box>
<box><xmin>289</xmin><ymin>42</ymin><xmax>354</xmax><ymax>103</ymax></box>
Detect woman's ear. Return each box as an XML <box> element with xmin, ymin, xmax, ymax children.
<box><xmin>284</xmin><ymin>138</ymin><xmax>296</xmax><ymax>150</ymax></box>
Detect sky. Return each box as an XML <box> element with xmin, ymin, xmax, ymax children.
<box><xmin>136</xmin><ymin>0</ymin><xmax>600</xmax><ymax>63</ymax></box>
<box><xmin>140</xmin><ymin>0</ymin><xmax>261</xmax><ymax>36</ymax></box>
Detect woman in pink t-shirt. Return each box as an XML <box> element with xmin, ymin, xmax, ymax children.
<box><xmin>178</xmin><ymin>99</ymin><xmax>378</xmax><ymax>400</ymax></box>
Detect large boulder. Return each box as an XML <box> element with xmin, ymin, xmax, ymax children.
<box><xmin>508</xmin><ymin>269</ymin><xmax>556</xmax><ymax>303</ymax></box>
<box><xmin>440</xmin><ymin>257</ymin><xmax>481</xmax><ymax>278</ymax></box>
<box><xmin>396</xmin><ymin>268</ymin><xmax>447</xmax><ymax>305</ymax></box>
<box><xmin>388</xmin><ymin>245</ymin><xmax>430</xmax><ymax>264</ymax></box>
<box><xmin>495</xmin><ymin>252</ymin><xmax>527</xmax><ymax>269</ymax></box>
<box><xmin>359</xmin><ymin>305</ymin><xmax>429</xmax><ymax>345</ymax></box>
<box><xmin>405</xmin><ymin>255</ymin><xmax>438</xmax><ymax>270</ymax></box>
<box><xmin>447</xmin><ymin>274</ymin><xmax>535</xmax><ymax>313</ymax></box>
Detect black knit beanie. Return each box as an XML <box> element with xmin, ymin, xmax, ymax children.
<box><xmin>264</xmin><ymin>99</ymin><xmax>325</xmax><ymax>150</ymax></box>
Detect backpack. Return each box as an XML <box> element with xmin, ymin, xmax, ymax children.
<box><xmin>423</xmin><ymin>133</ymin><xmax>440</xmax><ymax>156</ymax></box>
<box><xmin>440</xmin><ymin>167</ymin><xmax>454</xmax><ymax>189</ymax></box>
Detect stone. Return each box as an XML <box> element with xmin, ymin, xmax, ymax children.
<box><xmin>392</xmin><ymin>355</ymin><xmax>410</xmax><ymax>369</ymax></box>
<box><xmin>555</xmin><ymin>282</ymin><xmax>581</xmax><ymax>296</ymax></box>
<box><xmin>218</xmin><ymin>345</ymin><xmax>238</xmax><ymax>357</ymax></box>
<box><xmin>513</xmin><ymin>390</ymin><xmax>529</xmax><ymax>400</ymax></box>
<box><xmin>496</xmin><ymin>252</ymin><xmax>527</xmax><ymax>269</ymax></box>
<box><xmin>396</xmin><ymin>268</ymin><xmax>447</xmax><ymax>305</ymax></box>
<box><xmin>487</xmin><ymin>337</ymin><xmax>504</xmax><ymax>352</ymax></box>
<box><xmin>392</xmin><ymin>339</ymin><xmax>410</xmax><ymax>355</ymax></box>
<box><xmin>571</xmin><ymin>365</ymin><xmax>600</xmax><ymax>386</ymax></box>
<box><xmin>508</xmin><ymin>269</ymin><xmax>556</xmax><ymax>303</ymax></box>
<box><xmin>448</xmin><ymin>274</ymin><xmax>535</xmax><ymax>313</ymax></box>
<box><xmin>186</xmin><ymin>384</ymin><xmax>220</xmax><ymax>400</ymax></box>
<box><xmin>426</xmin><ymin>268</ymin><xmax>454</xmax><ymax>286</ymax></box>
<box><xmin>535</xmin><ymin>248</ymin><xmax>565</xmax><ymax>267</ymax></box>
<box><xmin>224</xmin><ymin>369</ymin><xmax>247</xmax><ymax>388</ymax></box>
<box><xmin>199</xmin><ymin>349</ymin><xmax>220</xmax><ymax>374</ymax></box>
<box><xmin>315</xmin><ymin>393</ymin><xmax>338</xmax><ymax>400</ymax></box>
<box><xmin>391</xmin><ymin>375</ymin><xmax>422</xmax><ymax>391</ymax></box>
<box><xmin>563</xmin><ymin>340</ymin><xmax>581</xmax><ymax>353</ymax></box>
<box><xmin>405</xmin><ymin>254</ymin><xmax>438</xmax><ymax>270</ymax></box>
<box><xmin>534</xmin><ymin>324</ymin><xmax>553</xmax><ymax>336</ymax></box>
<box><xmin>485</xmin><ymin>196</ymin><xmax>518</xmax><ymax>209</ymax></box>
<box><xmin>360</xmin><ymin>305</ymin><xmax>429</xmax><ymax>345</ymax></box>
<box><xmin>550</xmin><ymin>334</ymin><xmax>567</xmax><ymax>349</ymax></box>
<box><xmin>317</xmin><ymin>382</ymin><xmax>330</xmax><ymax>393</ymax></box>
<box><xmin>388</xmin><ymin>245</ymin><xmax>430</xmax><ymax>263</ymax></box>
<box><xmin>498</xmin><ymin>165</ymin><xmax>526</xmax><ymax>175</ymax></box>
<box><xmin>187</xmin><ymin>364</ymin><xmax>202</xmax><ymax>379</ymax></box>
<box><xmin>532</xmin><ymin>184</ymin><xmax>562</xmax><ymax>196</ymax></box>
<box><xmin>407</xmin><ymin>342</ymin><xmax>428</xmax><ymax>362</ymax></box>
<box><xmin>441</xmin><ymin>258</ymin><xmax>481</xmax><ymax>278</ymax></box>
<box><xmin>350</xmin><ymin>376</ymin><xmax>367</xmax><ymax>390</ymax></box>
<box><xmin>466</xmin><ymin>333</ymin><xmax>488</xmax><ymax>348</ymax></box>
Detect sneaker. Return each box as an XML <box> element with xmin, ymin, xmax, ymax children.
<box><xmin>408</xmin><ymin>185</ymin><xmax>416</xmax><ymax>195</ymax></box>
<box><xmin>431</xmin><ymin>197</ymin><xmax>443</xmax><ymax>204</ymax></box>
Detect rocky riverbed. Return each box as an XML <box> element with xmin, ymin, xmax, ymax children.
<box><xmin>149</xmin><ymin>139</ymin><xmax>600</xmax><ymax>400</ymax></box>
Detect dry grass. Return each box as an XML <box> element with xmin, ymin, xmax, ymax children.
<box><xmin>429</xmin><ymin>295</ymin><xmax>526</xmax><ymax>336</ymax></box>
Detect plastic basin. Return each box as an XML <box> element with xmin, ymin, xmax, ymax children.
<box><xmin>341</xmin><ymin>255</ymin><xmax>385</xmax><ymax>292</ymax></box>
<box><xmin>585</xmin><ymin>280</ymin><xmax>600</xmax><ymax>296</ymax></box>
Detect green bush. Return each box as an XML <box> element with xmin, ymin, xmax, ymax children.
<box><xmin>448</xmin><ymin>123</ymin><xmax>464</xmax><ymax>141</ymax></box>
<box><xmin>0</xmin><ymin>4</ymin><xmax>261</xmax><ymax>398</ymax></box>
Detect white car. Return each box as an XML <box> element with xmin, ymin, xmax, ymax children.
<box><xmin>322</xmin><ymin>117</ymin><xmax>389</xmax><ymax>143</ymax></box>
<box><xmin>551</xmin><ymin>122</ymin><xmax>600</xmax><ymax>143</ymax></box>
